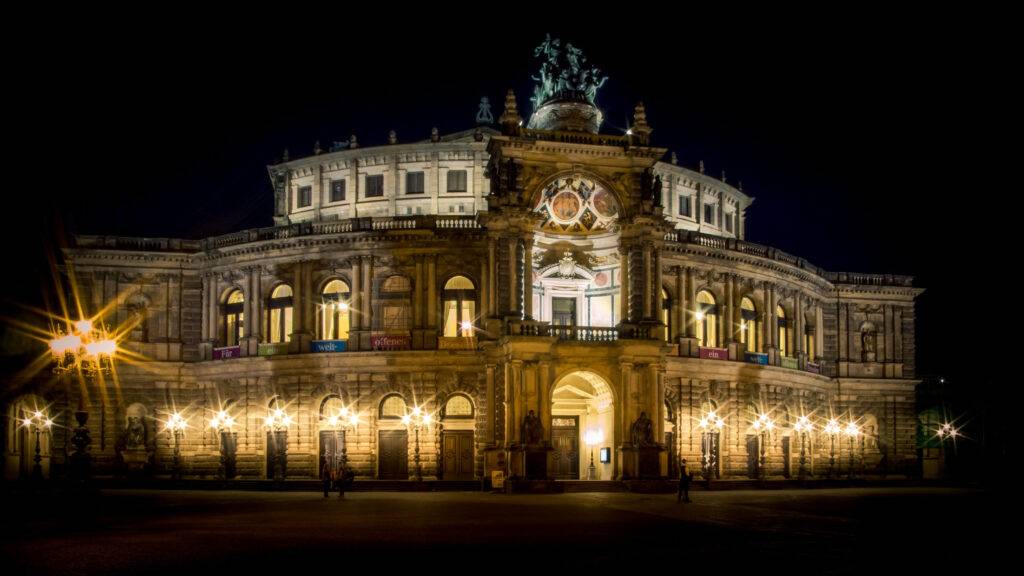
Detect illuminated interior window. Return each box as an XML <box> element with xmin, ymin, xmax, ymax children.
<box><xmin>661</xmin><ymin>289</ymin><xmax>671</xmax><ymax>341</ymax></box>
<box><xmin>805</xmin><ymin>322</ymin><xmax>816</xmax><ymax>361</ymax></box>
<box><xmin>266</xmin><ymin>284</ymin><xmax>293</xmax><ymax>344</ymax></box>
<box><xmin>320</xmin><ymin>280</ymin><xmax>350</xmax><ymax>340</ymax></box>
<box><xmin>777</xmin><ymin>305</ymin><xmax>790</xmax><ymax>357</ymax></box>
<box><xmin>443</xmin><ymin>276</ymin><xmax>476</xmax><ymax>337</ymax></box>
<box><xmin>740</xmin><ymin>297</ymin><xmax>760</xmax><ymax>352</ymax></box>
<box><xmin>225</xmin><ymin>289</ymin><xmax>244</xmax><ymax>347</ymax></box>
<box><xmin>380</xmin><ymin>395</ymin><xmax>407</xmax><ymax>419</ymax></box>
<box><xmin>697</xmin><ymin>290</ymin><xmax>718</xmax><ymax>347</ymax></box>
<box><xmin>444</xmin><ymin>395</ymin><xmax>473</xmax><ymax>418</ymax></box>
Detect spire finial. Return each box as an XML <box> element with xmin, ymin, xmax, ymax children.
<box><xmin>670</xmin><ymin>151</ymin><xmax>678</xmax><ymax>165</ymax></box>
<box><xmin>630</xmin><ymin>101</ymin><xmax>652</xmax><ymax>145</ymax></box>
<box><xmin>282</xmin><ymin>148</ymin><xmax>290</xmax><ymax>162</ymax></box>
<box><xmin>430</xmin><ymin>127</ymin><xmax>440</xmax><ymax>143</ymax></box>
<box><xmin>499</xmin><ymin>89</ymin><xmax>523</xmax><ymax>136</ymax></box>
<box><xmin>313</xmin><ymin>141</ymin><xmax>322</xmax><ymax>155</ymax></box>
<box><xmin>699</xmin><ymin>160</ymin><xmax>705</xmax><ymax>175</ymax></box>
<box><xmin>349</xmin><ymin>134</ymin><xmax>358</xmax><ymax>149</ymax></box>
<box><xmin>476</xmin><ymin>96</ymin><xmax>494</xmax><ymax>125</ymax></box>
<box><xmin>721</xmin><ymin>170</ymin><xmax>727</xmax><ymax>184</ymax></box>
<box><xmin>388</xmin><ymin>130</ymin><xmax>398</xmax><ymax>145</ymax></box>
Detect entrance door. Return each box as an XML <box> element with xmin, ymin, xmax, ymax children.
<box><xmin>378</xmin><ymin>430</ymin><xmax>408</xmax><ymax>479</ymax></box>
<box><xmin>319</xmin><ymin>430</ymin><xmax>345</xmax><ymax>479</ymax></box>
<box><xmin>665</xmin><ymin>432</ymin><xmax>678</xmax><ymax>478</ymax></box>
<box><xmin>746</xmin><ymin>434</ymin><xmax>759</xmax><ymax>479</ymax></box>
<box><xmin>441</xmin><ymin>431</ymin><xmax>474</xmax><ymax>480</ymax></box>
<box><xmin>551</xmin><ymin>297</ymin><xmax>576</xmax><ymax>326</ymax></box>
<box><xmin>551</xmin><ymin>416</ymin><xmax>579</xmax><ymax>479</ymax></box>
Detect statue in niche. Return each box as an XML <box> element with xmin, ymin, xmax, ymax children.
<box><xmin>521</xmin><ymin>410</ymin><xmax>543</xmax><ymax>445</ymax></box>
<box><xmin>630</xmin><ymin>411</ymin><xmax>655</xmax><ymax>447</ymax></box>
<box><xmin>121</xmin><ymin>404</ymin><xmax>148</xmax><ymax>449</ymax></box>
<box><xmin>862</xmin><ymin>329</ymin><xmax>877</xmax><ymax>362</ymax></box>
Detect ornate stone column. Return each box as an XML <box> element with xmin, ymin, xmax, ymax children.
<box><xmin>642</xmin><ymin>242</ymin><xmax>653</xmax><ymax>320</ymax></box>
<box><xmin>523</xmin><ymin>236</ymin><xmax>534</xmax><ymax>320</ymax></box>
<box><xmin>675</xmin><ymin>266</ymin><xmax>685</xmax><ymax>341</ymax></box>
<box><xmin>426</xmin><ymin>254</ymin><xmax>437</xmax><ymax>349</ymax></box>
<box><xmin>618</xmin><ymin>244</ymin><xmax>630</xmax><ymax>324</ymax></box>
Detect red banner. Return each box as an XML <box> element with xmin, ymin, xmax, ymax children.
<box><xmin>371</xmin><ymin>335</ymin><xmax>410</xmax><ymax>351</ymax></box>
<box><xmin>699</xmin><ymin>347</ymin><xmax>728</xmax><ymax>360</ymax></box>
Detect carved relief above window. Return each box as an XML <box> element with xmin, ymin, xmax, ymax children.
<box><xmin>535</xmin><ymin>176</ymin><xmax>618</xmax><ymax>234</ymax></box>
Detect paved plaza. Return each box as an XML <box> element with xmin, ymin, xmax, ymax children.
<box><xmin>1</xmin><ymin>487</ymin><xmax>997</xmax><ymax>575</ymax></box>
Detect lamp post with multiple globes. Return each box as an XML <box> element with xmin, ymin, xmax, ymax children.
<box><xmin>752</xmin><ymin>414</ymin><xmax>775</xmax><ymax>481</ymax></box>
<box><xmin>21</xmin><ymin>410</ymin><xmax>54</xmax><ymax>482</ymax></box>
<box><xmin>402</xmin><ymin>407</ymin><xmax>431</xmax><ymax>481</ymax></box>
<box><xmin>209</xmin><ymin>410</ymin><xmax>238</xmax><ymax>480</ymax></box>
<box><xmin>844</xmin><ymin>421</ymin><xmax>860</xmax><ymax>480</ymax></box>
<box><xmin>264</xmin><ymin>408</ymin><xmax>294</xmax><ymax>484</ymax></box>
<box><xmin>164</xmin><ymin>412</ymin><xmax>188</xmax><ymax>481</ymax></box>
<box><xmin>698</xmin><ymin>411</ymin><xmax>724</xmax><ymax>480</ymax></box>
<box><xmin>584</xmin><ymin>428</ymin><xmax>604</xmax><ymax>480</ymax></box>
<box><xmin>793</xmin><ymin>416</ymin><xmax>813</xmax><ymax>480</ymax></box>
<box><xmin>823</xmin><ymin>418</ymin><xmax>841</xmax><ymax>479</ymax></box>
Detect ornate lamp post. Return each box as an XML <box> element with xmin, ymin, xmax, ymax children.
<box><xmin>325</xmin><ymin>408</ymin><xmax>360</xmax><ymax>471</ymax></box>
<box><xmin>48</xmin><ymin>318</ymin><xmax>117</xmax><ymax>484</ymax></box>
<box><xmin>402</xmin><ymin>406</ymin><xmax>432</xmax><ymax>481</ymax></box>
<box><xmin>752</xmin><ymin>414</ymin><xmax>775</xmax><ymax>481</ymax></box>
<box><xmin>824</xmin><ymin>418</ymin><xmax>841</xmax><ymax>479</ymax></box>
<box><xmin>209</xmin><ymin>410</ymin><xmax>237</xmax><ymax>479</ymax></box>
<box><xmin>264</xmin><ymin>408</ymin><xmax>294</xmax><ymax>484</ymax></box>
<box><xmin>843</xmin><ymin>421</ymin><xmax>860</xmax><ymax>480</ymax></box>
<box><xmin>164</xmin><ymin>412</ymin><xmax>188</xmax><ymax>481</ymax></box>
<box><xmin>584</xmin><ymin>428</ymin><xmax>604</xmax><ymax>480</ymax></box>
<box><xmin>793</xmin><ymin>416</ymin><xmax>813</xmax><ymax>480</ymax></box>
<box><xmin>698</xmin><ymin>411</ymin><xmax>724</xmax><ymax>480</ymax></box>
<box><xmin>936</xmin><ymin>422</ymin><xmax>958</xmax><ymax>478</ymax></box>
<box><xmin>21</xmin><ymin>410</ymin><xmax>54</xmax><ymax>482</ymax></box>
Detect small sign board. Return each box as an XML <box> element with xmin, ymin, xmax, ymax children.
<box><xmin>490</xmin><ymin>470</ymin><xmax>505</xmax><ymax>489</ymax></box>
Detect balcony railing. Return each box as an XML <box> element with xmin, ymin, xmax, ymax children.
<box><xmin>510</xmin><ymin>322</ymin><xmax>652</xmax><ymax>341</ymax></box>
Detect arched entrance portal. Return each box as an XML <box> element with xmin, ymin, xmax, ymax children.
<box><xmin>551</xmin><ymin>371</ymin><xmax>614</xmax><ymax>480</ymax></box>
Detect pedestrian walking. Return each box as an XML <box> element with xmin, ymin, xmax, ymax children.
<box><xmin>677</xmin><ymin>458</ymin><xmax>692</xmax><ymax>503</ymax></box>
<box><xmin>338</xmin><ymin>464</ymin><xmax>354</xmax><ymax>499</ymax></box>
<box><xmin>321</xmin><ymin>460</ymin><xmax>334</xmax><ymax>498</ymax></box>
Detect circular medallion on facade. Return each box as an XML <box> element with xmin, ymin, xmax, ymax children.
<box><xmin>591</xmin><ymin>189</ymin><xmax>618</xmax><ymax>218</ymax></box>
<box><xmin>594</xmin><ymin>271</ymin><xmax>609</xmax><ymax>287</ymax></box>
<box><xmin>551</xmin><ymin>191</ymin><xmax>581</xmax><ymax>222</ymax></box>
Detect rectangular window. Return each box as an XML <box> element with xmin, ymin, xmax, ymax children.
<box><xmin>297</xmin><ymin>186</ymin><xmax>312</xmax><ymax>208</ymax></box>
<box><xmin>365</xmin><ymin>174</ymin><xmax>384</xmax><ymax>198</ymax></box>
<box><xmin>458</xmin><ymin>204</ymin><xmax>465</xmax><ymax>213</ymax></box>
<box><xmin>447</xmin><ymin>170</ymin><xmax>467</xmax><ymax>192</ymax></box>
<box><xmin>405</xmin><ymin>171</ymin><xmax>425</xmax><ymax>194</ymax></box>
<box><xmin>678</xmin><ymin>195</ymin><xmax>691</xmax><ymax>217</ymax></box>
<box><xmin>704</xmin><ymin>204</ymin><xmax>715</xmax><ymax>225</ymax></box>
<box><xmin>725</xmin><ymin>212</ymin><xmax>734</xmax><ymax>232</ymax></box>
<box><xmin>330</xmin><ymin>179</ymin><xmax>346</xmax><ymax>202</ymax></box>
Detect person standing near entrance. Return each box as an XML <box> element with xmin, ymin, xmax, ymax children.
<box><xmin>677</xmin><ymin>458</ymin><xmax>692</xmax><ymax>503</ymax></box>
<box><xmin>322</xmin><ymin>460</ymin><xmax>334</xmax><ymax>498</ymax></box>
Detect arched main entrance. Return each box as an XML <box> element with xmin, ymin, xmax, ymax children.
<box><xmin>551</xmin><ymin>371</ymin><xmax>615</xmax><ymax>480</ymax></box>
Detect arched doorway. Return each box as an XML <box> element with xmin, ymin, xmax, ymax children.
<box><xmin>440</xmin><ymin>394</ymin><xmax>475</xmax><ymax>480</ymax></box>
<box><xmin>5</xmin><ymin>395</ymin><xmax>52</xmax><ymax>480</ymax></box>
<box><xmin>551</xmin><ymin>371</ymin><xmax>615</xmax><ymax>480</ymax></box>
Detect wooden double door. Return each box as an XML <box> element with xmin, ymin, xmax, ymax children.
<box><xmin>441</xmin><ymin>430</ymin><xmax>474</xmax><ymax>480</ymax></box>
<box><xmin>551</xmin><ymin>416</ymin><xmax>580</xmax><ymax>480</ymax></box>
<box><xmin>378</xmin><ymin>430</ymin><xmax>408</xmax><ymax>479</ymax></box>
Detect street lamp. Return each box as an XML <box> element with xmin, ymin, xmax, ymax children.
<box><xmin>584</xmin><ymin>428</ymin><xmax>604</xmax><ymax>480</ymax></box>
<box><xmin>823</xmin><ymin>418</ymin><xmax>841</xmax><ymax>479</ymax></box>
<box><xmin>209</xmin><ymin>410</ymin><xmax>238</xmax><ymax>480</ymax></box>
<box><xmin>793</xmin><ymin>416</ymin><xmax>813</xmax><ymax>480</ymax></box>
<box><xmin>402</xmin><ymin>406</ymin><xmax>432</xmax><ymax>481</ymax></box>
<box><xmin>698</xmin><ymin>410</ymin><xmax>724</xmax><ymax>480</ymax></box>
<box><xmin>21</xmin><ymin>410</ymin><xmax>54</xmax><ymax>482</ymax></box>
<box><xmin>936</xmin><ymin>421</ymin><xmax>959</xmax><ymax>478</ymax></box>
<box><xmin>325</xmin><ymin>407</ymin><xmax>360</xmax><ymax>471</ymax></box>
<box><xmin>48</xmin><ymin>318</ymin><xmax>117</xmax><ymax>484</ymax></box>
<box><xmin>752</xmin><ymin>413</ymin><xmax>775</xmax><ymax>481</ymax></box>
<box><xmin>843</xmin><ymin>421</ymin><xmax>860</xmax><ymax>480</ymax></box>
<box><xmin>264</xmin><ymin>407</ymin><xmax>294</xmax><ymax>483</ymax></box>
<box><xmin>164</xmin><ymin>412</ymin><xmax>188</xmax><ymax>481</ymax></box>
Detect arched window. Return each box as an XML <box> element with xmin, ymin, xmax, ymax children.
<box><xmin>265</xmin><ymin>284</ymin><xmax>293</xmax><ymax>343</ymax></box>
<box><xmin>740</xmin><ymin>297</ymin><xmax>760</xmax><ymax>352</ymax></box>
<box><xmin>777</xmin><ymin>305</ymin><xmax>790</xmax><ymax>357</ymax></box>
<box><xmin>379</xmin><ymin>394</ymin><xmax>407</xmax><ymax>419</ymax></box>
<box><xmin>319</xmin><ymin>280</ymin><xmax>350</xmax><ymax>340</ymax></box>
<box><xmin>225</xmin><ymin>289</ymin><xmax>244</xmax><ymax>346</ymax></box>
<box><xmin>696</xmin><ymin>290</ymin><xmax>718</xmax><ymax>347</ymax></box>
<box><xmin>443</xmin><ymin>276</ymin><xmax>476</xmax><ymax>337</ymax></box>
<box><xmin>443</xmin><ymin>394</ymin><xmax>473</xmax><ymax>419</ymax></box>
<box><xmin>805</xmin><ymin>316</ymin><xmax>816</xmax><ymax>361</ymax></box>
<box><xmin>661</xmin><ymin>288</ymin><xmax>671</xmax><ymax>341</ymax></box>
<box><xmin>380</xmin><ymin>275</ymin><xmax>411</xmax><ymax>331</ymax></box>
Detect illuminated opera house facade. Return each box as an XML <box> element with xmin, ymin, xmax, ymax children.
<box><xmin>7</xmin><ymin>39</ymin><xmax>923</xmax><ymax>485</ymax></box>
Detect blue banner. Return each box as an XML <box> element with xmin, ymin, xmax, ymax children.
<box><xmin>744</xmin><ymin>352</ymin><xmax>768</xmax><ymax>365</ymax></box>
<box><xmin>311</xmin><ymin>340</ymin><xmax>347</xmax><ymax>353</ymax></box>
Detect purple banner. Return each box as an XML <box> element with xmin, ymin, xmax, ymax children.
<box><xmin>805</xmin><ymin>361</ymin><xmax>821</xmax><ymax>374</ymax></box>
<box><xmin>213</xmin><ymin>345</ymin><xmax>240</xmax><ymax>360</ymax></box>
<box><xmin>371</xmin><ymin>335</ymin><xmax>409</xmax><ymax>351</ymax></box>
<box><xmin>699</xmin><ymin>347</ymin><xmax>729</xmax><ymax>360</ymax></box>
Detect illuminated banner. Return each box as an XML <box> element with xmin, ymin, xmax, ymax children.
<box><xmin>213</xmin><ymin>346</ymin><xmax>240</xmax><ymax>360</ymax></box>
<box><xmin>805</xmin><ymin>362</ymin><xmax>821</xmax><ymax>374</ymax></box>
<box><xmin>311</xmin><ymin>339</ymin><xmax>347</xmax><ymax>353</ymax></box>
<box><xmin>781</xmin><ymin>357</ymin><xmax>799</xmax><ymax>370</ymax></box>
<box><xmin>371</xmin><ymin>335</ymin><xmax>410</xmax><ymax>350</ymax></box>
<box><xmin>438</xmin><ymin>336</ymin><xmax>477</xmax><ymax>350</ymax></box>
<box><xmin>257</xmin><ymin>343</ymin><xmax>289</xmax><ymax>356</ymax></box>
<box><xmin>744</xmin><ymin>352</ymin><xmax>768</xmax><ymax>365</ymax></box>
<box><xmin>699</xmin><ymin>347</ymin><xmax>728</xmax><ymax>360</ymax></box>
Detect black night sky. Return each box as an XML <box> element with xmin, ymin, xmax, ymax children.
<box><xmin>4</xmin><ymin>13</ymin><xmax>1012</xmax><ymax>475</ymax></box>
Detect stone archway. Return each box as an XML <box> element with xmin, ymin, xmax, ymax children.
<box><xmin>550</xmin><ymin>371</ymin><xmax>615</xmax><ymax>480</ymax></box>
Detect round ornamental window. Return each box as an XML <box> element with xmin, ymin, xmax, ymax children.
<box><xmin>551</xmin><ymin>191</ymin><xmax>581</xmax><ymax>222</ymax></box>
<box><xmin>594</xmin><ymin>272</ymin><xmax>609</xmax><ymax>287</ymax></box>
